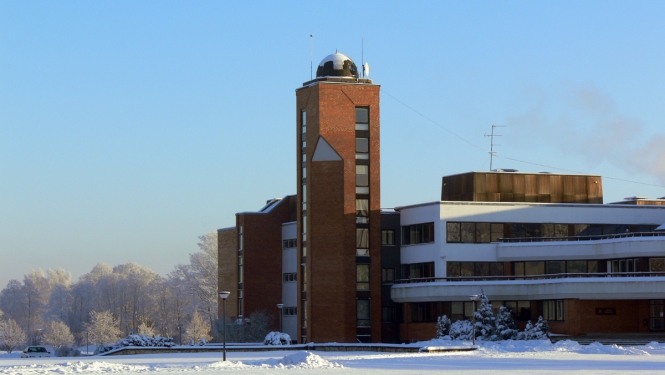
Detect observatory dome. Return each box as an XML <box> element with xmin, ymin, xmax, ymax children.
<box><xmin>316</xmin><ymin>52</ymin><xmax>359</xmax><ymax>78</ymax></box>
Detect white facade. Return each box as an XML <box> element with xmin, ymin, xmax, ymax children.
<box><xmin>393</xmin><ymin>201</ymin><xmax>665</xmax><ymax>301</ymax></box>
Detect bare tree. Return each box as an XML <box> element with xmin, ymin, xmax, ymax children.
<box><xmin>0</xmin><ymin>319</ymin><xmax>27</xmax><ymax>353</ymax></box>
<box><xmin>137</xmin><ymin>322</ymin><xmax>155</xmax><ymax>336</ymax></box>
<box><xmin>84</xmin><ymin>310</ymin><xmax>122</xmax><ymax>345</ymax></box>
<box><xmin>186</xmin><ymin>311</ymin><xmax>212</xmax><ymax>343</ymax></box>
<box><xmin>42</xmin><ymin>320</ymin><xmax>75</xmax><ymax>349</ymax></box>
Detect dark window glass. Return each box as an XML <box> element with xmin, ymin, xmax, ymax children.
<box><xmin>517</xmin><ymin>301</ymin><xmax>531</xmax><ymax>321</ymax></box>
<box><xmin>402</xmin><ymin>223</ymin><xmax>435</xmax><ymax>245</ymax></box>
<box><xmin>588</xmin><ymin>260</ymin><xmax>598</xmax><ymax>273</ymax></box>
<box><xmin>382</xmin><ymin>268</ymin><xmax>395</xmax><ymax>283</ymax></box>
<box><xmin>566</xmin><ymin>260</ymin><xmax>587</xmax><ymax>274</ymax></box>
<box><xmin>490</xmin><ymin>262</ymin><xmax>504</xmax><ymax>276</ymax></box>
<box><xmin>356</xmin><ymin>138</ymin><xmax>369</xmax><ymax>152</ymax></box>
<box><xmin>356</xmin><ymin>107</ymin><xmax>369</xmax><ymax>123</ymax></box>
<box><xmin>447</xmin><ymin>262</ymin><xmax>461</xmax><ymax>277</ymax></box>
<box><xmin>356</xmin><ymin>228</ymin><xmax>369</xmax><ymax>249</ymax></box>
<box><xmin>546</xmin><ymin>261</ymin><xmax>565</xmax><ymax>274</ymax></box>
<box><xmin>382</xmin><ymin>306</ymin><xmax>396</xmax><ymax>323</ymax></box>
<box><xmin>476</xmin><ymin>223</ymin><xmax>490</xmax><ymax>243</ymax></box>
<box><xmin>357</xmin><ymin>300</ymin><xmax>370</xmax><ymax>326</ymax></box>
<box><xmin>525</xmin><ymin>262</ymin><xmax>544</xmax><ymax>276</ymax></box>
<box><xmin>491</xmin><ymin>223</ymin><xmax>504</xmax><ymax>242</ymax></box>
<box><xmin>475</xmin><ymin>262</ymin><xmax>490</xmax><ymax>277</ymax></box>
<box><xmin>574</xmin><ymin>224</ymin><xmax>590</xmax><ymax>236</ymax></box>
<box><xmin>357</xmin><ymin>264</ymin><xmax>370</xmax><ymax>291</ymax></box>
<box><xmin>514</xmin><ymin>262</ymin><xmax>525</xmax><ymax>276</ymax></box>
<box><xmin>542</xmin><ymin>224</ymin><xmax>555</xmax><ymax>237</ymax></box>
<box><xmin>461</xmin><ymin>223</ymin><xmax>475</xmax><ymax>243</ymax></box>
<box><xmin>555</xmin><ymin>224</ymin><xmax>569</xmax><ymax>237</ymax></box>
<box><xmin>447</xmin><ymin>222</ymin><xmax>461</xmax><ymax>242</ymax></box>
<box><xmin>461</xmin><ymin>262</ymin><xmax>474</xmax><ymax>277</ymax></box>
<box><xmin>381</xmin><ymin>230</ymin><xmax>394</xmax><ymax>245</ymax></box>
<box><xmin>356</xmin><ymin>165</ymin><xmax>369</xmax><ymax>187</ymax></box>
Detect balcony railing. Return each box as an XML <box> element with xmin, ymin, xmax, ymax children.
<box><xmin>395</xmin><ymin>271</ymin><xmax>665</xmax><ymax>284</ymax></box>
<box><xmin>499</xmin><ymin>231</ymin><xmax>665</xmax><ymax>243</ymax></box>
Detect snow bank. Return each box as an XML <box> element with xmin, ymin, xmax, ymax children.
<box><xmin>260</xmin><ymin>351</ymin><xmax>343</xmax><ymax>369</ymax></box>
<box><xmin>418</xmin><ymin>338</ymin><xmax>654</xmax><ymax>355</ymax></box>
<box><xmin>0</xmin><ymin>361</ymin><xmax>154</xmax><ymax>374</ymax></box>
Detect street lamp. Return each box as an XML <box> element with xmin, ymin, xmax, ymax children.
<box><xmin>218</xmin><ymin>291</ymin><xmax>231</xmax><ymax>361</ymax></box>
<box><xmin>177</xmin><ymin>324</ymin><xmax>183</xmax><ymax>346</ymax></box>
<box><xmin>277</xmin><ymin>304</ymin><xmax>284</xmax><ymax>333</ymax></box>
<box><xmin>469</xmin><ymin>295</ymin><xmax>479</xmax><ymax>346</ymax></box>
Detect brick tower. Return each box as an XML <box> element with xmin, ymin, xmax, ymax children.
<box><xmin>295</xmin><ymin>53</ymin><xmax>381</xmax><ymax>343</ymax></box>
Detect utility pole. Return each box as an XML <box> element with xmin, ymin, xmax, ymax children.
<box><xmin>484</xmin><ymin>125</ymin><xmax>506</xmax><ymax>171</ymax></box>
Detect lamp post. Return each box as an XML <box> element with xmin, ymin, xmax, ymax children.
<box><xmin>277</xmin><ymin>304</ymin><xmax>284</xmax><ymax>333</ymax></box>
<box><xmin>469</xmin><ymin>294</ymin><xmax>479</xmax><ymax>346</ymax></box>
<box><xmin>86</xmin><ymin>331</ymin><xmax>89</xmax><ymax>355</ymax></box>
<box><xmin>218</xmin><ymin>291</ymin><xmax>231</xmax><ymax>361</ymax></box>
<box><xmin>177</xmin><ymin>324</ymin><xmax>183</xmax><ymax>346</ymax></box>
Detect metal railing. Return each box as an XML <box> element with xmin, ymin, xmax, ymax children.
<box><xmin>499</xmin><ymin>231</ymin><xmax>665</xmax><ymax>243</ymax></box>
<box><xmin>395</xmin><ymin>271</ymin><xmax>665</xmax><ymax>284</ymax></box>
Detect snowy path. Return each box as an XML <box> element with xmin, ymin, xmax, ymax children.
<box><xmin>2</xmin><ymin>341</ymin><xmax>665</xmax><ymax>374</ymax></box>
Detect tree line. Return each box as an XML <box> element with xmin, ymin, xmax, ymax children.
<box><xmin>0</xmin><ymin>232</ymin><xmax>219</xmax><ymax>352</ymax></box>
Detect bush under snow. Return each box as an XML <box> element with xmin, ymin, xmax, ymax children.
<box><xmin>264</xmin><ymin>331</ymin><xmax>291</xmax><ymax>345</ymax></box>
<box><xmin>115</xmin><ymin>334</ymin><xmax>176</xmax><ymax>348</ymax></box>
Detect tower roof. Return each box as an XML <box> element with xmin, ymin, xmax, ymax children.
<box><xmin>316</xmin><ymin>52</ymin><xmax>359</xmax><ymax>78</ymax></box>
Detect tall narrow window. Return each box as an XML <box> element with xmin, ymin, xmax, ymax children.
<box><xmin>302</xmin><ymin>184</ymin><xmax>307</xmax><ymax>212</ymax></box>
<box><xmin>356</xmin><ymin>107</ymin><xmax>369</xmax><ymax>131</ymax></box>
<box><xmin>357</xmin><ymin>299</ymin><xmax>370</xmax><ymax>327</ymax></box>
<box><xmin>356</xmin><ymin>138</ymin><xmax>369</xmax><ymax>159</ymax></box>
<box><xmin>238</xmin><ymin>226</ymin><xmax>243</xmax><ymax>250</ymax></box>
<box><xmin>356</xmin><ymin>165</ymin><xmax>369</xmax><ymax>186</ymax></box>
<box><xmin>356</xmin><ymin>199</ymin><xmax>369</xmax><ymax>223</ymax></box>
<box><xmin>356</xmin><ymin>264</ymin><xmax>370</xmax><ymax>290</ymax></box>
<box><xmin>301</xmin><ymin>110</ymin><xmax>306</xmax><ymax>133</ymax></box>
<box><xmin>302</xmin><ymin>215</ymin><xmax>307</xmax><ymax>242</ymax></box>
<box><xmin>356</xmin><ymin>228</ymin><xmax>369</xmax><ymax>256</ymax></box>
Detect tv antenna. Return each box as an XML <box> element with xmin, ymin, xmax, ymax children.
<box><xmin>310</xmin><ymin>34</ymin><xmax>314</xmax><ymax>80</ymax></box>
<box><xmin>484</xmin><ymin>125</ymin><xmax>506</xmax><ymax>171</ymax></box>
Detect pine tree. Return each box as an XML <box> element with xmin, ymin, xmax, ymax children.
<box><xmin>532</xmin><ymin>316</ymin><xmax>550</xmax><ymax>339</ymax></box>
<box><xmin>449</xmin><ymin>320</ymin><xmax>473</xmax><ymax>340</ymax></box>
<box><xmin>494</xmin><ymin>306</ymin><xmax>518</xmax><ymax>340</ymax></box>
<box><xmin>473</xmin><ymin>291</ymin><xmax>496</xmax><ymax>340</ymax></box>
<box><xmin>436</xmin><ymin>315</ymin><xmax>451</xmax><ymax>338</ymax></box>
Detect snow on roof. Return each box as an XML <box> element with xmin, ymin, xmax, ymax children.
<box><xmin>656</xmin><ymin>223</ymin><xmax>665</xmax><ymax>231</ymax></box>
<box><xmin>319</xmin><ymin>52</ymin><xmax>353</xmax><ymax>69</ymax></box>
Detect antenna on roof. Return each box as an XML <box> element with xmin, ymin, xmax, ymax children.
<box><xmin>484</xmin><ymin>125</ymin><xmax>506</xmax><ymax>171</ymax></box>
<box><xmin>310</xmin><ymin>34</ymin><xmax>314</xmax><ymax>80</ymax></box>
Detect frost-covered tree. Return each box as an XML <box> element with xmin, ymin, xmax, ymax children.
<box><xmin>473</xmin><ymin>292</ymin><xmax>496</xmax><ymax>340</ymax></box>
<box><xmin>137</xmin><ymin>322</ymin><xmax>155</xmax><ymax>337</ymax></box>
<box><xmin>42</xmin><ymin>320</ymin><xmax>75</xmax><ymax>349</ymax></box>
<box><xmin>0</xmin><ymin>319</ymin><xmax>27</xmax><ymax>353</ymax></box>
<box><xmin>436</xmin><ymin>315</ymin><xmax>451</xmax><ymax>338</ymax></box>
<box><xmin>531</xmin><ymin>316</ymin><xmax>550</xmax><ymax>339</ymax></box>
<box><xmin>449</xmin><ymin>320</ymin><xmax>473</xmax><ymax>340</ymax></box>
<box><xmin>494</xmin><ymin>306</ymin><xmax>518</xmax><ymax>340</ymax></box>
<box><xmin>186</xmin><ymin>311</ymin><xmax>212</xmax><ymax>343</ymax></box>
<box><xmin>85</xmin><ymin>310</ymin><xmax>122</xmax><ymax>345</ymax></box>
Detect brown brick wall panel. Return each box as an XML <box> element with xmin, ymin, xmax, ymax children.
<box><xmin>218</xmin><ymin>228</ymin><xmax>238</xmax><ymax>319</ymax></box>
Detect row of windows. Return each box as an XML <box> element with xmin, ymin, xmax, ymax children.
<box><xmin>282</xmin><ymin>306</ymin><xmax>297</xmax><ymax>316</ymax></box>
<box><xmin>410</xmin><ymin>300</ymin><xmax>563</xmax><ymax>323</ymax></box>
<box><xmin>402</xmin><ymin>262</ymin><xmax>435</xmax><ymax>279</ymax></box>
<box><xmin>282</xmin><ymin>239</ymin><xmax>297</xmax><ymax>249</ymax></box>
<box><xmin>356</xmin><ymin>107</ymin><xmax>371</xmax><ymax>332</ymax></box>
<box><xmin>401</xmin><ymin>222</ymin><xmax>435</xmax><ymax>245</ymax></box>
<box><xmin>282</xmin><ymin>273</ymin><xmax>297</xmax><ymax>282</ymax></box>
<box><xmin>446</xmin><ymin>222</ymin><xmax>660</xmax><ymax>243</ymax></box>
<box><xmin>447</xmin><ymin>262</ymin><xmax>505</xmax><ymax>278</ymax></box>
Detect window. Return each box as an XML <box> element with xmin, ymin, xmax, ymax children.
<box><xmin>503</xmin><ymin>301</ymin><xmax>531</xmax><ymax>321</ymax></box>
<box><xmin>542</xmin><ymin>300</ymin><xmax>564</xmax><ymax>321</ymax></box>
<box><xmin>356</xmin><ymin>199</ymin><xmax>369</xmax><ymax>224</ymax></box>
<box><xmin>461</xmin><ymin>222</ymin><xmax>475</xmax><ymax>243</ymax></box>
<box><xmin>282</xmin><ymin>239</ymin><xmax>297</xmax><ymax>249</ymax></box>
<box><xmin>356</xmin><ymin>165</ymin><xmax>369</xmax><ymax>187</ymax></box>
<box><xmin>238</xmin><ymin>226</ymin><xmax>243</xmax><ymax>250</ymax></box>
<box><xmin>283</xmin><ymin>307</ymin><xmax>297</xmax><ymax>316</ymax></box>
<box><xmin>356</xmin><ymin>228</ymin><xmax>369</xmax><ymax>249</ymax></box>
<box><xmin>446</xmin><ymin>222</ymin><xmax>460</xmax><ymax>242</ymax></box>
<box><xmin>381</xmin><ymin>230</ymin><xmax>395</xmax><ymax>245</ymax></box>
<box><xmin>301</xmin><ymin>110</ymin><xmax>306</xmax><ymax>133</ymax></box>
<box><xmin>282</xmin><ymin>273</ymin><xmax>297</xmax><ymax>282</ymax></box>
<box><xmin>401</xmin><ymin>222</ymin><xmax>435</xmax><ymax>245</ymax></box>
<box><xmin>356</xmin><ymin>107</ymin><xmax>369</xmax><ymax>131</ymax></box>
<box><xmin>491</xmin><ymin>223</ymin><xmax>504</xmax><ymax>241</ymax></box>
<box><xmin>382</xmin><ymin>306</ymin><xmax>396</xmax><ymax>323</ymax></box>
<box><xmin>402</xmin><ymin>262</ymin><xmax>434</xmax><ymax>279</ymax></box>
<box><xmin>302</xmin><ymin>166</ymin><xmax>306</xmax><ymax>178</ymax></box>
<box><xmin>546</xmin><ymin>261</ymin><xmax>565</xmax><ymax>274</ymax></box>
<box><xmin>302</xmin><ymin>184</ymin><xmax>307</xmax><ymax>212</ymax></box>
<box><xmin>357</xmin><ymin>264</ymin><xmax>370</xmax><ymax>291</ymax></box>
<box><xmin>357</xmin><ymin>300</ymin><xmax>370</xmax><ymax>327</ymax></box>
<box><xmin>411</xmin><ymin>302</ymin><xmax>446</xmax><ymax>322</ymax></box>
<box><xmin>447</xmin><ymin>262</ymin><xmax>504</xmax><ymax>278</ymax></box>
<box><xmin>356</xmin><ymin>137</ymin><xmax>369</xmax><ymax>159</ymax></box>
<box><xmin>382</xmin><ymin>268</ymin><xmax>395</xmax><ymax>284</ymax></box>
<box><xmin>651</xmin><ymin>258</ymin><xmax>665</xmax><ymax>272</ymax></box>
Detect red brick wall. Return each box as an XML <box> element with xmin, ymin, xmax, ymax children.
<box><xmin>218</xmin><ymin>228</ymin><xmax>238</xmax><ymax>319</ymax></box>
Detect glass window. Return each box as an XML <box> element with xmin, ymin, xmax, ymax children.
<box><xmin>451</xmin><ymin>302</ymin><xmax>464</xmax><ymax>321</ymax></box>
<box><xmin>650</xmin><ymin>258</ymin><xmax>665</xmax><ymax>272</ymax></box>
<box><xmin>567</xmin><ymin>260</ymin><xmax>587</xmax><ymax>274</ymax></box>
<box><xmin>356</xmin><ymin>107</ymin><xmax>369</xmax><ymax>123</ymax></box>
<box><xmin>588</xmin><ymin>260</ymin><xmax>598</xmax><ymax>273</ymax></box>
<box><xmin>461</xmin><ymin>262</ymin><xmax>474</xmax><ymax>277</ymax></box>
<box><xmin>357</xmin><ymin>300</ymin><xmax>370</xmax><ymax>327</ymax></box>
<box><xmin>555</xmin><ymin>224</ymin><xmax>569</xmax><ymax>237</ymax></box>
<box><xmin>356</xmin><ymin>165</ymin><xmax>369</xmax><ymax>187</ymax></box>
<box><xmin>546</xmin><ymin>261</ymin><xmax>565</xmax><ymax>274</ymax></box>
<box><xmin>517</xmin><ymin>301</ymin><xmax>531</xmax><ymax>321</ymax></box>
<box><xmin>525</xmin><ymin>262</ymin><xmax>544</xmax><ymax>276</ymax></box>
<box><xmin>491</xmin><ymin>223</ymin><xmax>504</xmax><ymax>242</ymax></box>
<box><xmin>382</xmin><ymin>306</ymin><xmax>396</xmax><ymax>323</ymax></box>
<box><xmin>476</xmin><ymin>223</ymin><xmax>490</xmax><ymax>243</ymax></box>
<box><xmin>514</xmin><ymin>262</ymin><xmax>525</xmax><ymax>276</ymax></box>
<box><xmin>356</xmin><ymin>228</ymin><xmax>369</xmax><ymax>249</ymax></box>
<box><xmin>356</xmin><ymin>138</ymin><xmax>369</xmax><ymax>152</ymax></box>
<box><xmin>447</xmin><ymin>222</ymin><xmax>461</xmax><ymax>242</ymax></box>
<box><xmin>542</xmin><ymin>224</ymin><xmax>555</xmax><ymax>237</ymax></box>
<box><xmin>356</xmin><ymin>199</ymin><xmax>369</xmax><ymax>216</ymax></box>
<box><xmin>356</xmin><ymin>186</ymin><xmax>369</xmax><ymax>194</ymax></box>
<box><xmin>402</xmin><ymin>223</ymin><xmax>435</xmax><ymax>245</ymax></box>
<box><xmin>461</xmin><ymin>223</ymin><xmax>475</xmax><ymax>243</ymax></box>
<box><xmin>490</xmin><ymin>262</ymin><xmax>504</xmax><ymax>276</ymax></box>
<box><xmin>302</xmin><ymin>167</ymin><xmax>306</xmax><ymax>178</ymax></box>
<box><xmin>357</xmin><ymin>265</ymin><xmax>370</xmax><ymax>291</ymax></box>
<box><xmin>475</xmin><ymin>262</ymin><xmax>490</xmax><ymax>277</ymax></box>
<box><xmin>542</xmin><ymin>300</ymin><xmax>564</xmax><ymax>321</ymax></box>
<box><xmin>382</xmin><ymin>268</ymin><xmax>395</xmax><ymax>283</ymax></box>
<box><xmin>447</xmin><ymin>262</ymin><xmax>461</xmax><ymax>277</ymax></box>
<box><xmin>381</xmin><ymin>230</ymin><xmax>394</xmax><ymax>245</ymax></box>
<box><xmin>301</xmin><ymin>110</ymin><xmax>306</xmax><ymax>129</ymax></box>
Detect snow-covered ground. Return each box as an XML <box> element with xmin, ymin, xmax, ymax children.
<box><xmin>2</xmin><ymin>340</ymin><xmax>665</xmax><ymax>374</ymax></box>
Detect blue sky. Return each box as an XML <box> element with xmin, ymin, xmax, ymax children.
<box><xmin>1</xmin><ymin>1</ymin><xmax>664</xmax><ymax>287</ymax></box>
